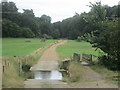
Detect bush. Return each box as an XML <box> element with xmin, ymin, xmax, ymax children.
<box><xmin>77</xmin><ymin>36</ymin><xmax>82</xmax><ymax>42</ymax></box>
<box><xmin>22</xmin><ymin>64</ymin><xmax>31</xmax><ymax>72</ymax></box>
<box><xmin>41</xmin><ymin>38</ymin><xmax>46</xmax><ymax>42</ymax></box>
<box><xmin>21</xmin><ymin>27</ymin><xmax>35</xmax><ymax>38</ymax></box>
<box><xmin>43</xmin><ymin>34</ymin><xmax>53</xmax><ymax>39</ymax></box>
<box><xmin>98</xmin><ymin>55</ymin><xmax>118</xmax><ymax>71</ymax></box>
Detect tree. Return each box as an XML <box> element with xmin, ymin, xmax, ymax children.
<box><xmin>20</xmin><ymin>27</ymin><xmax>35</xmax><ymax>38</ymax></box>
<box><xmin>87</xmin><ymin>1</ymin><xmax>119</xmax><ymax>70</ymax></box>
<box><xmin>2</xmin><ymin>1</ymin><xmax>18</xmax><ymax>13</ymax></box>
<box><xmin>23</xmin><ymin>9</ymin><xmax>35</xmax><ymax>17</ymax></box>
<box><xmin>40</xmin><ymin>15</ymin><xmax>51</xmax><ymax>23</ymax></box>
<box><xmin>2</xmin><ymin>19</ymin><xmax>21</xmax><ymax>37</ymax></box>
<box><xmin>89</xmin><ymin>2</ymin><xmax>107</xmax><ymax>21</ymax></box>
<box><xmin>51</xmin><ymin>29</ymin><xmax>60</xmax><ymax>39</ymax></box>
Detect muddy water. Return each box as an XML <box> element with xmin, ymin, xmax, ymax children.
<box><xmin>28</xmin><ymin>70</ymin><xmax>63</xmax><ymax>80</ymax></box>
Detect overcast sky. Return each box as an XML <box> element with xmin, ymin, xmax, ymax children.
<box><xmin>3</xmin><ymin>0</ymin><xmax>120</xmax><ymax>22</ymax></box>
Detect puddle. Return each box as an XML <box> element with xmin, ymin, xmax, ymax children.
<box><xmin>28</xmin><ymin>70</ymin><xmax>63</xmax><ymax>80</ymax></box>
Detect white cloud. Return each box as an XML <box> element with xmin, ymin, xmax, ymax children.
<box><xmin>6</xmin><ymin>0</ymin><xmax>120</xmax><ymax>22</ymax></box>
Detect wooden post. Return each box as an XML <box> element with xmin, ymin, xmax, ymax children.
<box><xmin>82</xmin><ymin>53</ymin><xmax>92</xmax><ymax>62</ymax></box>
<box><xmin>19</xmin><ymin>59</ymin><xmax>23</xmax><ymax>75</ymax></box>
<box><xmin>3</xmin><ymin>66</ymin><xmax>5</xmax><ymax>73</ymax></box>
<box><xmin>73</xmin><ymin>53</ymin><xmax>80</xmax><ymax>62</ymax></box>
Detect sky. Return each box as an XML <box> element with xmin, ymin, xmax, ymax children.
<box><xmin>2</xmin><ymin>0</ymin><xmax>120</xmax><ymax>22</ymax></box>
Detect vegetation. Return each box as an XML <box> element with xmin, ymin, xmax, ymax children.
<box><xmin>2</xmin><ymin>38</ymin><xmax>57</xmax><ymax>57</ymax></box>
<box><xmin>3</xmin><ymin>58</ymin><xmax>24</xmax><ymax>88</ymax></box>
<box><xmin>68</xmin><ymin>62</ymin><xmax>88</xmax><ymax>82</ymax></box>
<box><xmin>2</xmin><ymin>39</ymin><xmax>57</xmax><ymax>88</ymax></box>
<box><xmin>57</xmin><ymin>40</ymin><xmax>101</xmax><ymax>59</ymax></box>
<box><xmin>57</xmin><ymin>40</ymin><xmax>118</xmax><ymax>84</ymax></box>
<box><xmin>1</xmin><ymin>0</ymin><xmax>119</xmax><ymax>87</ymax></box>
<box><xmin>90</xmin><ymin>65</ymin><xmax>118</xmax><ymax>84</ymax></box>
<box><xmin>1</xmin><ymin>2</ymin><xmax>60</xmax><ymax>39</ymax></box>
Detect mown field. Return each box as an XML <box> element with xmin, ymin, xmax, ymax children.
<box><xmin>2</xmin><ymin>38</ymin><xmax>57</xmax><ymax>57</ymax></box>
<box><xmin>57</xmin><ymin>40</ymin><xmax>102</xmax><ymax>60</ymax></box>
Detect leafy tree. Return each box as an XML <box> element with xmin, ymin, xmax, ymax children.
<box><xmin>51</xmin><ymin>29</ymin><xmax>60</xmax><ymax>39</ymax></box>
<box><xmin>2</xmin><ymin>1</ymin><xmax>18</xmax><ymax>13</ymax></box>
<box><xmin>40</xmin><ymin>15</ymin><xmax>51</xmax><ymax>23</ymax></box>
<box><xmin>20</xmin><ymin>27</ymin><xmax>35</xmax><ymax>38</ymax></box>
<box><xmin>87</xmin><ymin>2</ymin><xmax>119</xmax><ymax>70</ymax></box>
<box><xmin>2</xmin><ymin>19</ymin><xmax>21</xmax><ymax>37</ymax></box>
<box><xmin>42</xmin><ymin>34</ymin><xmax>52</xmax><ymax>39</ymax></box>
<box><xmin>23</xmin><ymin>9</ymin><xmax>35</xmax><ymax>17</ymax></box>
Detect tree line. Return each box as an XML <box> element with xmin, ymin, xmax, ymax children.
<box><xmin>1</xmin><ymin>1</ymin><xmax>119</xmax><ymax>39</ymax></box>
<box><xmin>1</xmin><ymin>1</ymin><xmax>120</xmax><ymax>70</ymax></box>
<box><xmin>1</xmin><ymin>1</ymin><xmax>60</xmax><ymax>39</ymax></box>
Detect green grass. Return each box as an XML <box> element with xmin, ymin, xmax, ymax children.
<box><xmin>90</xmin><ymin>65</ymin><xmax>118</xmax><ymax>85</ymax></box>
<box><xmin>2</xmin><ymin>38</ymin><xmax>58</xmax><ymax>88</ymax></box>
<box><xmin>2</xmin><ymin>38</ymin><xmax>57</xmax><ymax>57</ymax></box>
<box><xmin>0</xmin><ymin>38</ymin><xmax>2</xmax><ymax>57</ymax></box>
<box><xmin>57</xmin><ymin>40</ymin><xmax>101</xmax><ymax>59</ymax></box>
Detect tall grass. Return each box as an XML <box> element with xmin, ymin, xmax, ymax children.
<box><xmin>68</xmin><ymin>62</ymin><xmax>88</xmax><ymax>82</ymax></box>
<box><xmin>2</xmin><ymin>58</ymin><xmax>24</xmax><ymax>88</ymax></box>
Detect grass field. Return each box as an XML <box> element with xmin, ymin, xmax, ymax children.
<box><xmin>57</xmin><ymin>40</ymin><xmax>102</xmax><ymax>59</ymax></box>
<box><xmin>2</xmin><ymin>38</ymin><xmax>57</xmax><ymax>57</ymax></box>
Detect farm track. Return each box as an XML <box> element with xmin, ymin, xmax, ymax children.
<box><xmin>24</xmin><ymin>40</ymin><xmax>70</xmax><ymax>88</ymax></box>
<box><xmin>75</xmin><ymin>62</ymin><xmax>117</xmax><ymax>88</ymax></box>
<box><xmin>24</xmin><ymin>40</ymin><xmax>117</xmax><ymax>88</ymax></box>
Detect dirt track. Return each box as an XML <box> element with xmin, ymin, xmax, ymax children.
<box><xmin>24</xmin><ymin>40</ymin><xmax>117</xmax><ymax>88</ymax></box>
<box><xmin>24</xmin><ymin>40</ymin><xmax>70</xmax><ymax>88</ymax></box>
<box><xmin>30</xmin><ymin>40</ymin><xmax>67</xmax><ymax>71</ymax></box>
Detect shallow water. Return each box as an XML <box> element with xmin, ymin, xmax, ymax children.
<box><xmin>32</xmin><ymin>70</ymin><xmax>63</xmax><ymax>80</ymax></box>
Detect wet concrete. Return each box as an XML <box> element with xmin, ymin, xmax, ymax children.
<box><xmin>29</xmin><ymin>70</ymin><xmax>63</xmax><ymax>80</ymax></box>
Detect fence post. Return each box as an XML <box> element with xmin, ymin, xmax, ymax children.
<box><xmin>90</xmin><ymin>54</ymin><xmax>92</xmax><ymax>61</ymax></box>
<box><xmin>19</xmin><ymin>59</ymin><xmax>23</xmax><ymax>75</ymax></box>
<box><xmin>82</xmin><ymin>53</ymin><xmax>92</xmax><ymax>62</ymax></box>
<box><xmin>73</xmin><ymin>53</ymin><xmax>80</xmax><ymax>62</ymax></box>
<box><xmin>3</xmin><ymin>66</ymin><xmax>5</xmax><ymax>73</ymax></box>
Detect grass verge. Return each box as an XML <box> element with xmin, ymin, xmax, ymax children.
<box><xmin>90</xmin><ymin>65</ymin><xmax>118</xmax><ymax>85</ymax></box>
<box><xmin>68</xmin><ymin>62</ymin><xmax>88</xmax><ymax>82</ymax></box>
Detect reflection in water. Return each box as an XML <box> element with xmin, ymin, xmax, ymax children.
<box><xmin>34</xmin><ymin>70</ymin><xmax>63</xmax><ymax>80</ymax></box>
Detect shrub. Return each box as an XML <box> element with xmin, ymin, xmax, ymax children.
<box><xmin>98</xmin><ymin>55</ymin><xmax>118</xmax><ymax>70</ymax></box>
<box><xmin>22</xmin><ymin>64</ymin><xmax>31</xmax><ymax>72</ymax></box>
